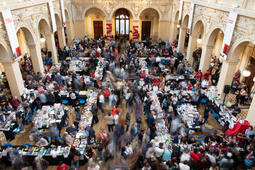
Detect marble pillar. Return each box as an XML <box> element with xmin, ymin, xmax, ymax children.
<box><xmin>57</xmin><ymin>27</ymin><xmax>66</xmax><ymax>49</ymax></box>
<box><xmin>46</xmin><ymin>33</ymin><xmax>58</xmax><ymax>64</ymax></box>
<box><xmin>217</xmin><ymin>60</ymin><xmax>239</xmax><ymax>99</ymax></box>
<box><xmin>199</xmin><ymin>44</ymin><xmax>214</xmax><ymax>73</ymax></box>
<box><xmin>186</xmin><ymin>34</ymin><xmax>198</xmax><ymax>65</ymax></box>
<box><xmin>28</xmin><ymin>43</ymin><xmax>44</xmax><ymax>73</ymax></box>
<box><xmin>246</xmin><ymin>96</ymin><xmax>255</xmax><ymax>126</ymax></box>
<box><xmin>177</xmin><ymin>27</ymin><xmax>186</xmax><ymax>53</ymax></box>
<box><xmin>3</xmin><ymin>61</ymin><xmax>25</xmax><ymax>99</ymax></box>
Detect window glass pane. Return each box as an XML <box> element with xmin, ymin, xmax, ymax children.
<box><xmin>116</xmin><ymin>20</ymin><xmax>119</xmax><ymax>34</ymax></box>
<box><xmin>120</xmin><ymin>19</ymin><xmax>124</xmax><ymax>34</ymax></box>
<box><xmin>125</xmin><ymin>20</ymin><xmax>129</xmax><ymax>34</ymax></box>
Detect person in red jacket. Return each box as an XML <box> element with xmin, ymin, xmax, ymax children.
<box><xmin>195</xmin><ymin>70</ymin><xmax>203</xmax><ymax>81</ymax></box>
<box><xmin>204</xmin><ymin>69</ymin><xmax>210</xmax><ymax>80</ymax></box>
<box><xmin>10</xmin><ymin>96</ymin><xmax>20</xmax><ymax>110</ymax></box>
<box><xmin>57</xmin><ymin>161</ymin><xmax>68</xmax><ymax>170</ymax></box>
<box><xmin>187</xmin><ymin>81</ymin><xmax>193</xmax><ymax>91</ymax></box>
<box><xmin>112</xmin><ymin>105</ymin><xmax>119</xmax><ymax>116</ymax></box>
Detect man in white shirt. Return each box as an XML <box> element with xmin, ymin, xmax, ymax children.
<box><xmin>154</xmin><ymin>143</ymin><xmax>164</xmax><ymax>159</ymax></box>
<box><xmin>99</xmin><ymin>94</ymin><xmax>104</xmax><ymax>114</ymax></box>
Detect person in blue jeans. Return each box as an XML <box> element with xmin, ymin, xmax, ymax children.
<box><xmin>70</xmin><ymin>146</ymin><xmax>80</xmax><ymax>170</ymax></box>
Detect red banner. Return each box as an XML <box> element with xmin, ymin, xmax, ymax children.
<box><xmin>106</xmin><ymin>23</ymin><xmax>112</xmax><ymax>40</ymax></box>
<box><xmin>133</xmin><ymin>26</ymin><xmax>139</xmax><ymax>40</ymax></box>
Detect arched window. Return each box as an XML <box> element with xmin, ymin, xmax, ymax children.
<box><xmin>115</xmin><ymin>8</ymin><xmax>130</xmax><ymax>39</ymax></box>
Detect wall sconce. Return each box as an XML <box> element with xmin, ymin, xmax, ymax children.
<box><xmin>197</xmin><ymin>34</ymin><xmax>202</xmax><ymax>44</ymax></box>
<box><xmin>242</xmin><ymin>57</ymin><xmax>253</xmax><ymax>77</ymax></box>
<box><xmin>40</xmin><ymin>33</ymin><xmax>46</xmax><ymax>43</ymax></box>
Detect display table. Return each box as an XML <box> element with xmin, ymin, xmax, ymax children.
<box><xmin>33</xmin><ymin>104</ymin><xmax>65</xmax><ymax>129</ymax></box>
<box><xmin>177</xmin><ymin>104</ymin><xmax>201</xmax><ymax>129</ymax></box>
<box><xmin>149</xmin><ymin>92</ymin><xmax>171</xmax><ymax>146</ymax></box>
<box><xmin>201</xmin><ymin>86</ymin><xmax>237</xmax><ymax>129</ymax></box>
<box><xmin>0</xmin><ymin>145</ymin><xmax>87</xmax><ymax>166</ymax></box>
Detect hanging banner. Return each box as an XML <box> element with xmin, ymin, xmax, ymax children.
<box><xmin>133</xmin><ymin>26</ymin><xmax>139</xmax><ymax>40</ymax></box>
<box><xmin>220</xmin><ymin>11</ymin><xmax>238</xmax><ymax>60</ymax></box>
<box><xmin>60</xmin><ymin>0</ymin><xmax>66</xmax><ymax>27</ymax></box>
<box><xmin>187</xmin><ymin>3</ymin><xmax>195</xmax><ymax>34</ymax></box>
<box><xmin>177</xmin><ymin>0</ymin><xmax>183</xmax><ymax>28</ymax></box>
<box><xmin>2</xmin><ymin>9</ymin><xmax>21</xmax><ymax>60</ymax></box>
<box><xmin>106</xmin><ymin>23</ymin><xmax>112</xmax><ymax>40</ymax></box>
<box><xmin>48</xmin><ymin>0</ymin><xmax>57</xmax><ymax>32</ymax></box>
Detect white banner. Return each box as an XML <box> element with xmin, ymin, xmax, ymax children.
<box><xmin>2</xmin><ymin>9</ymin><xmax>21</xmax><ymax>60</ymax></box>
<box><xmin>187</xmin><ymin>3</ymin><xmax>195</xmax><ymax>34</ymax></box>
<box><xmin>220</xmin><ymin>11</ymin><xmax>238</xmax><ymax>60</ymax></box>
<box><xmin>60</xmin><ymin>0</ymin><xmax>66</xmax><ymax>27</ymax></box>
<box><xmin>177</xmin><ymin>0</ymin><xmax>183</xmax><ymax>28</ymax></box>
<box><xmin>48</xmin><ymin>0</ymin><xmax>57</xmax><ymax>32</ymax></box>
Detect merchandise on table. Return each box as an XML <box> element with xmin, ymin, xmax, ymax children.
<box><xmin>0</xmin><ymin>145</ymin><xmax>70</xmax><ymax>158</ymax></box>
<box><xmin>177</xmin><ymin>104</ymin><xmax>201</xmax><ymax>129</ymax></box>
<box><xmin>0</xmin><ymin>111</ymin><xmax>16</xmax><ymax>131</ymax></box>
<box><xmin>95</xmin><ymin>58</ymin><xmax>104</xmax><ymax>80</ymax></box>
<box><xmin>148</xmin><ymin>92</ymin><xmax>171</xmax><ymax>147</ymax></box>
<box><xmin>202</xmin><ymin>86</ymin><xmax>237</xmax><ymax>128</ymax></box>
<box><xmin>33</xmin><ymin>104</ymin><xmax>65</xmax><ymax>129</ymax></box>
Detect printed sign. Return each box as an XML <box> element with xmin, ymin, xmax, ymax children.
<box><xmin>2</xmin><ymin>9</ymin><xmax>21</xmax><ymax>60</ymax></box>
<box><xmin>48</xmin><ymin>0</ymin><xmax>57</xmax><ymax>32</ymax></box>
<box><xmin>177</xmin><ymin>0</ymin><xmax>183</xmax><ymax>28</ymax></box>
<box><xmin>187</xmin><ymin>3</ymin><xmax>195</xmax><ymax>34</ymax></box>
<box><xmin>60</xmin><ymin>0</ymin><xmax>66</xmax><ymax>27</ymax></box>
<box><xmin>220</xmin><ymin>11</ymin><xmax>238</xmax><ymax>60</ymax></box>
<box><xmin>106</xmin><ymin>23</ymin><xmax>112</xmax><ymax>40</ymax></box>
<box><xmin>133</xmin><ymin>26</ymin><xmax>139</xmax><ymax>40</ymax></box>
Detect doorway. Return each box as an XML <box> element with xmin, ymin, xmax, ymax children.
<box><xmin>246</xmin><ymin>57</ymin><xmax>255</xmax><ymax>92</ymax></box>
<box><xmin>115</xmin><ymin>8</ymin><xmax>130</xmax><ymax>40</ymax></box>
<box><xmin>142</xmin><ymin>21</ymin><xmax>151</xmax><ymax>40</ymax></box>
<box><xmin>93</xmin><ymin>21</ymin><xmax>103</xmax><ymax>39</ymax></box>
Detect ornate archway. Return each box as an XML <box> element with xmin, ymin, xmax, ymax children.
<box><xmin>199</xmin><ymin>28</ymin><xmax>224</xmax><ymax>73</ymax></box>
<box><xmin>38</xmin><ymin>18</ymin><xmax>58</xmax><ymax>63</ymax></box>
<box><xmin>84</xmin><ymin>7</ymin><xmax>106</xmax><ymax>39</ymax></box>
<box><xmin>139</xmin><ymin>8</ymin><xmax>160</xmax><ymax>41</ymax></box>
<box><xmin>177</xmin><ymin>15</ymin><xmax>189</xmax><ymax>53</ymax></box>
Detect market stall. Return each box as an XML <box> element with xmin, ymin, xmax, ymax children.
<box><xmin>201</xmin><ymin>86</ymin><xmax>237</xmax><ymax>129</ymax></box>
<box><xmin>33</xmin><ymin>104</ymin><xmax>66</xmax><ymax>129</ymax></box>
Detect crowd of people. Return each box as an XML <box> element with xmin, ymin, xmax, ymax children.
<box><xmin>0</xmin><ymin>35</ymin><xmax>254</xmax><ymax>170</ymax></box>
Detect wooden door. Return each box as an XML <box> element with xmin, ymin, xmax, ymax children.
<box><xmin>93</xmin><ymin>21</ymin><xmax>103</xmax><ymax>39</ymax></box>
<box><xmin>142</xmin><ymin>21</ymin><xmax>151</xmax><ymax>40</ymax></box>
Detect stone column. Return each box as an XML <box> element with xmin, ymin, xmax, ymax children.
<box><xmin>28</xmin><ymin>43</ymin><xmax>45</xmax><ymax>73</ymax></box>
<box><xmin>186</xmin><ymin>34</ymin><xmax>198</xmax><ymax>65</ymax></box>
<box><xmin>199</xmin><ymin>44</ymin><xmax>214</xmax><ymax>73</ymax></box>
<box><xmin>46</xmin><ymin>33</ymin><xmax>58</xmax><ymax>64</ymax></box>
<box><xmin>170</xmin><ymin>21</ymin><xmax>178</xmax><ymax>43</ymax></box>
<box><xmin>3</xmin><ymin>61</ymin><xmax>24</xmax><ymax>99</ymax></box>
<box><xmin>57</xmin><ymin>27</ymin><xmax>66</xmax><ymax>49</ymax></box>
<box><xmin>66</xmin><ymin>21</ymin><xmax>74</xmax><ymax>45</ymax></box>
<box><xmin>217</xmin><ymin>60</ymin><xmax>239</xmax><ymax>99</ymax></box>
<box><xmin>177</xmin><ymin>27</ymin><xmax>186</xmax><ymax>53</ymax></box>
<box><xmin>246</xmin><ymin>96</ymin><xmax>255</xmax><ymax>126</ymax></box>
